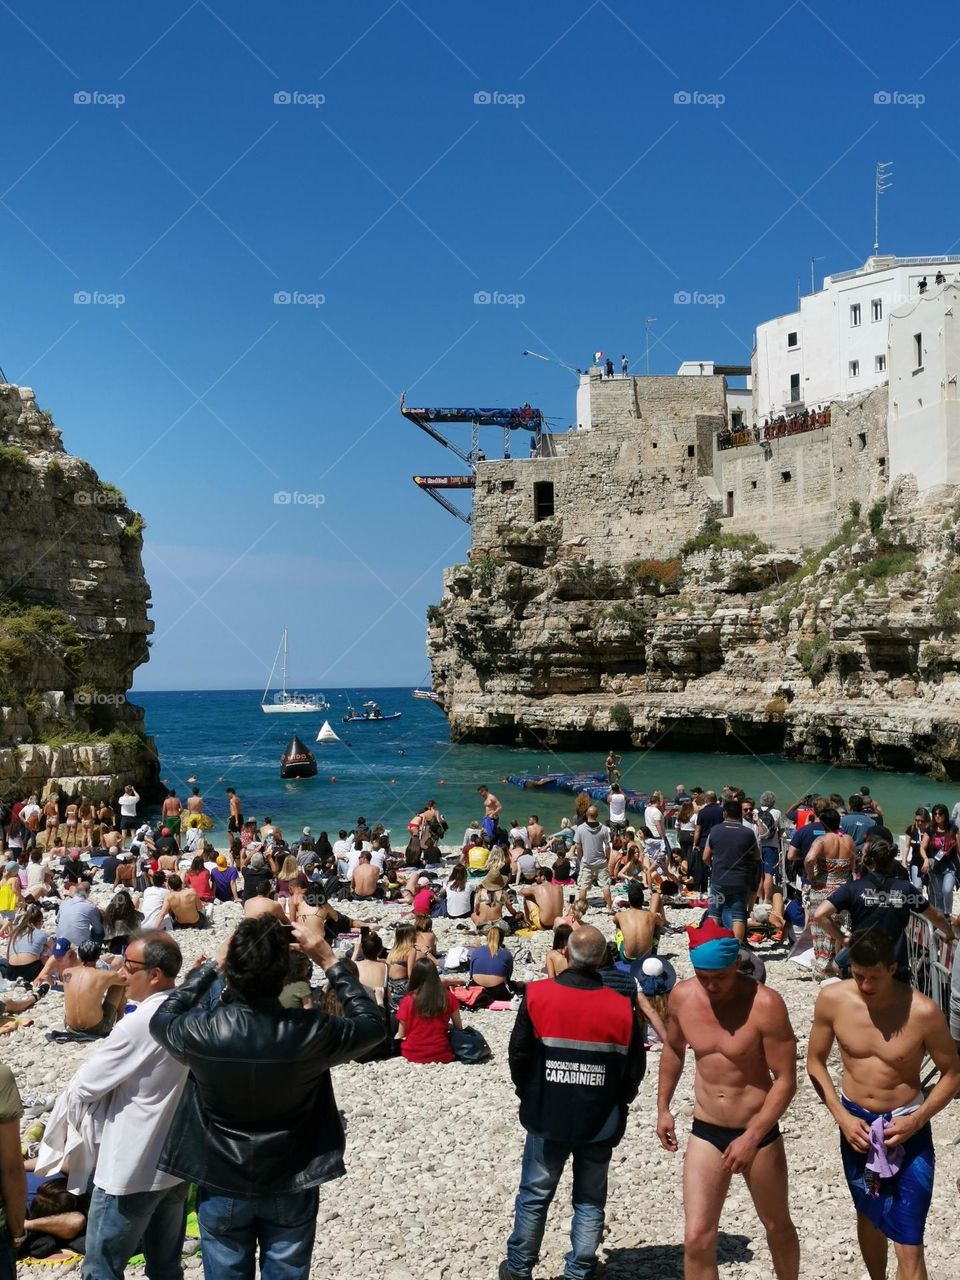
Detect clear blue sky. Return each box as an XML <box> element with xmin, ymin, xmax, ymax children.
<box><xmin>2</xmin><ymin>0</ymin><xmax>955</xmax><ymax>690</ymax></box>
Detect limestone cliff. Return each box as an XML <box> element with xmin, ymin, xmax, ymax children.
<box><xmin>428</xmin><ymin>479</ymin><xmax>960</xmax><ymax>780</ymax></box>
<box><xmin>0</xmin><ymin>382</ymin><xmax>159</xmax><ymax>800</ymax></box>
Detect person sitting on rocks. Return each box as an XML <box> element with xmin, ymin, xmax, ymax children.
<box><xmin>471</xmin><ymin>872</ymin><xmax>521</xmax><ymax>934</ymax></box>
<box><xmin>350</xmin><ymin>852</ymin><xmax>381</xmax><ymax>901</ymax></box>
<box><xmin>545</xmin><ymin>922</ymin><xmax>572</xmax><ymax>979</ymax></box>
<box><xmin>518</xmin><ymin>866</ymin><xmax>563</xmax><ymax>931</ymax></box>
<box><xmin>396</xmin><ymin>958</ymin><xmax>462</xmax><ymax>1063</ymax></box>
<box><xmin>613</xmin><ymin>882</ymin><xmax>664</xmax><ymax>962</ymax></box>
<box><xmin>469</xmin><ymin>920</ymin><xmax>514</xmax><ymax>1002</ymax></box>
<box><xmin>166</xmin><ymin>874</ymin><xmax>205</xmax><ymax>928</ymax></box>
<box><xmin>62</xmin><ymin>940</ymin><xmax>127</xmax><ymax>1036</ymax></box>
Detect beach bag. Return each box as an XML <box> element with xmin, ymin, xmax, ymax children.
<box><xmin>450</xmin><ymin>985</ymin><xmax>486</xmax><ymax>1008</ymax></box>
<box><xmin>450</xmin><ymin>1025</ymin><xmax>492</xmax><ymax>1063</ymax></box>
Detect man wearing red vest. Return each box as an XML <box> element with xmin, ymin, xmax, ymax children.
<box><xmin>500</xmin><ymin>925</ymin><xmax>645</xmax><ymax>1280</ymax></box>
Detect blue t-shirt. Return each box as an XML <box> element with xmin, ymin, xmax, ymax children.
<box><xmin>9</xmin><ymin>929</ymin><xmax>49</xmax><ymax>958</ymax></box>
<box><xmin>789</xmin><ymin>822</ymin><xmax>826</xmax><ymax>858</ymax></box>
<box><xmin>470</xmin><ymin>944</ymin><xmax>513</xmax><ymax>982</ymax></box>
<box><xmin>839</xmin><ymin>812</ymin><xmax>876</xmax><ymax>851</ymax></box>
<box><xmin>704</xmin><ymin>821</ymin><xmax>760</xmax><ymax>890</ymax></box>
<box><xmin>828</xmin><ymin>873</ymin><xmax>929</xmax><ymax>972</ymax></box>
<box><xmin>55</xmin><ymin>898</ymin><xmax>103</xmax><ymax>946</ymax></box>
<box><xmin>695</xmin><ymin>804</ymin><xmax>725</xmax><ymax>846</ymax></box>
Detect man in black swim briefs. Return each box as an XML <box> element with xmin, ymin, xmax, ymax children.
<box><xmin>657</xmin><ymin>919</ymin><xmax>800</xmax><ymax>1280</ymax></box>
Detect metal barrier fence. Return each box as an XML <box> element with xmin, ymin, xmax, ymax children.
<box><xmin>906</xmin><ymin>911</ymin><xmax>954</xmax><ymax>1017</ymax></box>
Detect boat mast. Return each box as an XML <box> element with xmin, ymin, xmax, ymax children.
<box><xmin>281</xmin><ymin>628</ymin><xmax>288</xmax><ymax>697</ymax></box>
<box><xmin>262</xmin><ymin>633</ymin><xmax>284</xmax><ymax>706</ymax></box>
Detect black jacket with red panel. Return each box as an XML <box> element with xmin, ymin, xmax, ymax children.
<box><xmin>508</xmin><ymin>968</ymin><xmax>645</xmax><ymax>1145</ymax></box>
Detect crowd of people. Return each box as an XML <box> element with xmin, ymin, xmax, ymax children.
<box><xmin>716</xmin><ymin>406</ymin><xmax>832</xmax><ymax>451</ymax></box>
<box><xmin>0</xmin><ymin>773</ymin><xmax>953</xmax><ymax>1280</ymax></box>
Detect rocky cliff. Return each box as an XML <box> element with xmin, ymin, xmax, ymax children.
<box><xmin>0</xmin><ymin>382</ymin><xmax>159</xmax><ymax>800</ymax></box>
<box><xmin>428</xmin><ymin>478</ymin><xmax>960</xmax><ymax>779</ymax></box>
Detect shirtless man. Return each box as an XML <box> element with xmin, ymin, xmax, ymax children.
<box><xmin>243</xmin><ymin>886</ymin><xmax>287</xmax><ymax>923</ymax></box>
<box><xmin>62</xmin><ymin>941</ymin><xmax>127</xmax><ymax>1036</ymax></box>
<box><xmin>185</xmin><ymin>787</ymin><xmax>204</xmax><ymax>817</ymax></box>
<box><xmin>807</xmin><ymin>929</ymin><xmax>960</xmax><ymax>1280</ymax></box>
<box><xmin>613</xmin><ymin>882</ymin><xmax>664</xmax><ymax>962</ymax></box>
<box><xmin>165</xmin><ymin>874</ymin><xmax>204</xmax><ymax>927</ymax></box>
<box><xmin>477</xmin><ymin>785</ymin><xmax>502</xmax><ymax>840</ymax></box>
<box><xmin>518</xmin><ymin>865</ymin><xmax>563</xmax><ymax>930</ymax></box>
<box><xmin>657</xmin><ymin>920</ymin><xmax>799</xmax><ymax>1280</ymax></box>
<box><xmin>351</xmin><ymin>852</ymin><xmax>380</xmax><ymax>900</ymax></box>
<box><xmin>226</xmin><ymin>787</ymin><xmax>243</xmax><ymax>835</ymax></box>
<box><xmin>526</xmin><ymin>814</ymin><xmax>545</xmax><ymax>849</ymax></box>
<box><xmin>161</xmin><ymin>789</ymin><xmax>182</xmax><ymax>834</ymax></box>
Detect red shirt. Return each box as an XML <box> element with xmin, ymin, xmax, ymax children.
<box><xmin>185</xmin><ymin>868</ymin><xmax>213</xmax><ymax>902</ymax></box>
<box><xmin>412</xmin><ymin>888</ymin><xmax>435</xmax><ymax>915</ymax></box>
<box><xmin>396</xmin><ymin>990</ymin><xmax>457</xmax><ymax>1063</ymax></box>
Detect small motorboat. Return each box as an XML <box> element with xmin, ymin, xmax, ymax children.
<box><xmin>342</xmin><ymin>700</ymin><xmax>402</xmax><ymax>724</ymax></box>
<box><xmin>280</xmin><ymin>734</ymin><xmax>317</xmax><ymax>779</ymax></box>
<box><xmin>316</xmin><ymin>720</ymin><xmax>340</xmax><ymax>744</ymax></box>
<box><xmin>412</xmin><ymin>687</ymin><xmax>444</xmax><ymax>707</ymax></box>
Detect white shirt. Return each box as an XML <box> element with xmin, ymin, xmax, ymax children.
<box><xmin>71</xmin><ymin>989</ymin><xmax>188</xmax><ymax>1194</ymax></box>
<box><xmin>332</xmin><ymin>838</ymin><xmax>351</xmax><ymax>861</ymax></box>
<box><xmin>141</xmin><ymin>886</ymin><xmax>170</xmax><ymax>929</ymax></box>
<box><xmin>370</xmin><ymin>849</ymin><xmax>386</xmax><ymax>872</ymax></box>
<box><xmin>118</xmin><ymin>791</ymin><xmax>140</xmax><ymax>819</ymax></box>
<box><xmin>608</xmin><ymin>793</ymin><xmax>627</xmax><ymax>823</ymax></box>
<box><xmin>644</xmin><ymin>805</ymin><xmax>665</xmax><ymax>841</ymax></box>
<box><xmin>347</xmin><ymin>847</ymin><xmax>365</xmax><ymax>877</ymax></box>
<box><xmin>444</xmin><ymin>878</ymin><xmax>476</xmax><ymax>916</ymax></box>
<box><xmin>462</xmin><ymin>827</ymin><xmax>482</xmax><ymax>847</ymax></box>
<box><xmin>508</xmin><ymin>826</ymin><xmax>529</xmax><ymax>848</ymax></box>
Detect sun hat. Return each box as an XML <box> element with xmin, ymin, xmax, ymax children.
<box><xmin>631</xmin><ymin>954</ymin><xmax>677</xmax><ymax>997</ymax></box>
<box><xmin>302</xmin><ymin>826</ymin><xmax>311</xmax><ymax>835</ymax></box>
<box><xmin>481</xmin><ymin>872</ymin><xmax>506</xmax><ymax>889</ymax></box>
<box><xmin>215</xmin><ymin>854</ymin><xmax>228</xmax><ymax>870</ymax></box>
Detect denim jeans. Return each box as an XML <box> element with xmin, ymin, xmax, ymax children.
<box><xmin>929</xmin><ymin>868</ymin><xmax>956</xmax><ymax>916</ymax></box>
<box><xmin>506</xmin><ymin>1131</ymin><xmax>611</xmax><ymax>1280</ymax></box>
<box><xmin>196</xmin><ymin>1186</ymin><xmax>319</xmax><ymax>1280</ymax></box>
<box><xmin>708</xmin><ymin>884</ymin><xmax>748</xmax><ymax>926</ymax></box>
<box><xmin>82</xmin><ymin>1180</ymin><xmax>189</xmax><ymax>1280</ymax></box>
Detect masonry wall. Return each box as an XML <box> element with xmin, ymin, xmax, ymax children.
<box><xmin>470</xmin><ymin>373</ymin><xmax>726</xmax><ymax>564</ymax></box>
<box><xmin>715</xmin><ymin>385</ymin><xmax>889</xmax><ymax>549</ymax></box>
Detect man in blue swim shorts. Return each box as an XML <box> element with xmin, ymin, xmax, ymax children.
<box><xmin>808</xmin><ymin>929</ymin><xmax>960</xmax><ymax>1280</ymax></box>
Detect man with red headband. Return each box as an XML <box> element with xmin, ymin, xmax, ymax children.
<box><xmin>656</xmin><ymin>919</ymin><xmax>800</xmax><ymax>1280</ymax></box>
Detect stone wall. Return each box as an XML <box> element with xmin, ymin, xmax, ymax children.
<box><xmin>714</xmin><ymin>386</ymin><xmax>889</xmax><ymax>549</ymax></box>
<box><xmin>0</xmin><ymin>382</ymin><xmax>160</xmax><ymax>800</ymax></box>
<box><xmin>471</xmin><ymin>372</ymin><xmax>726</xmax><ymax>564</ymax></box>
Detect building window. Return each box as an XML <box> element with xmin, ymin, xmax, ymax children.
<box><xmin>750</xmin><ymin>479</ymin><xmax>758</xmax><ymax>490</ymax></box>
<box><xmin>533</xmin><ymin>480</ymin><xmax>554</xmax><ymax>521</ymax></box>
<box><xmin>857</xmin><ymin>432</ymin><xmax>866</xmax><ymax>451</ymax></box>
<box><xmin>687</xmin><ymin>444</ymin><xmax>695</xmax><ymax>458</ymax></box>
<box><xmin>875</xmin><ymin>354</ymin><xmax>886</xmax><ymax>372</ymax></box>
<box><xmin>781</xmin><ymin>470</ymin><xmax>792</xmax><ymax>483</ymax></box>
<box><xmin>849</xmin><ymin>360</ymin><xmax>859</xmax><ymax>378</ymax></box>
<box><xmin>871</xmin><ymin>299</ymin><xmax>883</xmax><ymax>322</ymax></box>
<box><xmin>850</xmin><ymin>303</ymin><xmax>861</xmax><ymax>327</ymax></box>
<box><xmin>789</xmin><ymin>373</ymin><xmax>801</xmax><ymax>403</ymax></box>
<box><xmin>725</xmin><ymin>491</ymin><xmax>734</xmax><ymax>517</ymax></box>
<box><xmin>500</xmin><ymin>480</ymin><xmax>515</xmax><ymax>493</ymax></box>
<box><xmin>787</xmin><ymin>331</ymin><xmax>798</xmax><ymax>348</ymax></box>
<box><xmin>914</xmin><ymin>333</ymin><xmax>923</xmax><ymax>368</ymax></box>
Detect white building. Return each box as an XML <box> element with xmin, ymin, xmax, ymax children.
<box><xmin>888</xmin><ymin>281</ymin><xmax>960</xmax><ymax>489</ymax></box>
<box><xmin>753</xmin><ymin>255</ymin><xmax>960</xmax><ymax>422</ymax></box>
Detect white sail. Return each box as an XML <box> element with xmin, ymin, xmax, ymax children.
<box><xmin>316</xmin><ymin>720</ymin><xmax>340</xmax><ymax>743</ymax></box>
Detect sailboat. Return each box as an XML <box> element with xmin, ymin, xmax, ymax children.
<box><xmin>316</xmin><ymin>720</ymin><xmax>340</xmax><ymax>744</ymax></box>
<box><xmin>261</xmin><ymin>629</ymin><xmax>329</xmax><ymax>714</ymax></box>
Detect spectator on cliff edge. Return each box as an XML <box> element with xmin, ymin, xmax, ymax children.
<box><xmin>621</xmin><ymin>354</ymin><xmax>629</xmax><ymax>377</ymax></box>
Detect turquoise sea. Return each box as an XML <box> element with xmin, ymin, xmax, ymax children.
<box><xmin>136</xmin><ymin>689</ymin><xmax>960</xmax><ymax>841</ymax></box>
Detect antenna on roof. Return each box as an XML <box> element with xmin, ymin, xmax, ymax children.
<box><xmin>874</xmin><ymin>161</ymin><xmax>893</xmax><ymax>254</ymax></box>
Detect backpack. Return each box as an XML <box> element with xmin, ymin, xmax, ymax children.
<box><xmin>756</xmin><ymin>806</ymin><xmax>777</xmax><ymax>844</ymax></box>
<box><xmin>449</xmin><ymin>1025</ymin><xmax>492</xmax><ymax>1063</ymax></box>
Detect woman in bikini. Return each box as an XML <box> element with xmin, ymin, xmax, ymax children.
<box><xmin>63</xmin><ymin>801</ymin><xmax>79</xmax><ymax>845</ymax></box>
<box><xmin>78</xmin><ymin>798</ymin><xmax>94</xmax><ymax>849</ymax></box>
<box><xmin>43</xmin><ymin>796</ymin><xmax>60</xmax><ymax>851</ymax></box>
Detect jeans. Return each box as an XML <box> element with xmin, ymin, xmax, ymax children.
<box><xmin>929</xmin><ymin>868</ymin><xmax>956</xmax><ymax>916</ymax></box>
<box><xmin>82</xmin><ymin>1180</ymin><xmax>189</xmax><ymax>1280</ymax></box>
<box><xmin>506</xmin><ymin>1131</ymin><xmax>611</xmax><ymax>1280</ymax></box>
<box><xmin>196</xmin><ymin>1186</ymin><xmax>319</xmax><ymax>1280</ymax></box>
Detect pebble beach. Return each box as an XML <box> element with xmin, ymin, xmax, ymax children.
<box><xmin>10</xmin><ymin>858</ymin><xmax>960</xmax><ymax>1280</ymax></box>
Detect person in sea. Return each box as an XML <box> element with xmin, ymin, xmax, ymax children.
<box><xmin>657</xmin><ymin>919</ymin><xmax>800</xmax><ymax>1280</ymax></box>
<box><xmin>395</xmin><ymin>958</ymin><xmax>462</xmax><ymax>1063</ymax></box>
<box><xmin>807</xmin><ymin>929</ymin><xmax>959</xmax><ymax>1280</ymax></box>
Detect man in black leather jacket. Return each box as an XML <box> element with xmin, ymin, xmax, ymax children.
<box><xmin>150</xmin><ymin>916</ymin><xmax>384</xmax><ymax>1280</ymax></box>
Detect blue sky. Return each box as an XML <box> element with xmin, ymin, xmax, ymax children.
<box><xmin>2</xmin><ymin>0</ymin><xmax>956</xmax><ymax>690</ymax></box>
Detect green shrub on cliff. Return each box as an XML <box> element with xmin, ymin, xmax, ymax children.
<box><xmin>797</xmin><ymin>632</ymin><xmax>830</xmax><ymax>682</ymax></box>
<box><xmin>610</xmin><ymin>702</ymin><xmax>633</xmax><ymax>730</ymax></box>
<box><xmin>0</xmin><ymin>445</ymin><xmax>29</xmax><ymax>472</ymax></box>
<box><xmin>0</xmin><ymin>605</ymin><xmax>85</xmax><ymax>687</ymax></box>
<box><xmin>861</xmin><ymin>550</ymin><xmax>917</xmax><ymax>580</ymax></box>
<box><xmin>868</xmin><ymin>497</ymin><xmax>888</xmax><ymax>537</ymax></box>
<box><xmin>933</xmin><ymin>572</ymin><xmax>960</xmax><ymax>629</ymax></box>
<box><xmin>39</xmin><ymin>729</ymin><xmax>143</xmax><ymax>751</ymax></box>
<box><xmin>681</xmin><ymin>527</ymin><xmax>769</xmax><ymax>556</ymax></box>
<box><xmin>101</xmin><ymin>483</ymin><xmax>126</xmax><ymax>505</ymax></box>
<box><xmin>123</xmin><ymin>512</ymin><xmax>145</xmax><ymax>540</ymax></box>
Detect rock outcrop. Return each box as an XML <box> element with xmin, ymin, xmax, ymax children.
<box><xmin>0</xmin><ymin>382</ymin><xmax>159</xmax><ymax>800</ymax></box>
<box><xmin>428</xmin><ymin>479</ymin><xmax>960</xmax><ymax>779</ymax></box>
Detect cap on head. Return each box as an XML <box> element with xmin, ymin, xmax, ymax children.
<box><xmin>686</xmin><ymin>918</ymin><xmax>740</xmax><ymax>970</ymax></box>
<box><xmin>52</xmin><ymin>937</ymin><xmax>71</xmax><ymax>957</ymax></box>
